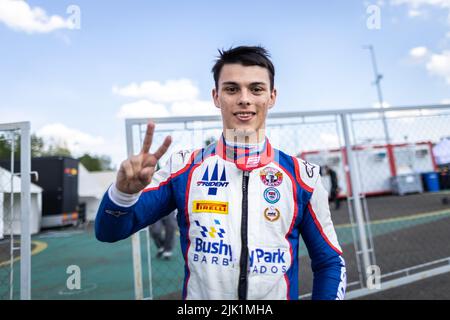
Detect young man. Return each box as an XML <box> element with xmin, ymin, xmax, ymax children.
<box><xmin>95</xmin><ymin>46</ymin><xmax>346</xmax><ymax>300</ymax></box>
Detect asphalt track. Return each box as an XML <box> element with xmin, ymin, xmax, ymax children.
<box><xmin>0</xmin><ymin>191</ymin><xmax>449</xmax><ymax>299</ymax></box>
<box><xmin>299</xmin><ymin>191</ymin><xmax>450</xmax><ymax>299</ymax></box>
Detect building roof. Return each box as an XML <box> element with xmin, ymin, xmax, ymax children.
<box><xmin>0</xmin><ymin>167</ymin><xmax>43</xmax><ymax>193</ymax></box>
<box><xmin>90</xmin><ymin>171</ymin><xmax>116</xmax><ymax>192</ymax></box>
<box><xmin>78</xmin><ymin>165</ymin><xmax>115</xmax><ymax>199</ymax></box>
<box><xmin>78</xmin><ymin>164</ymin><xmax>104</xmax><ymax>198</ymax></box>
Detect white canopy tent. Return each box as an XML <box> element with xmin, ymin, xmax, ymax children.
<box><xmin>0</xmin><ymin>167</ymin><xmax>43</xmax><ymax>238</ymax></box>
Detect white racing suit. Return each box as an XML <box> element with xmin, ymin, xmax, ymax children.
<box><xmin>95</xmin><ymin>136</ymin><xmax>346</xmax><ymax>300</ymax></box>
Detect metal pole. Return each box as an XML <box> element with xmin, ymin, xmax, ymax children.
<box><xmin>364</xmin><ymin>45</ymin><xmax>391</xmax><ymax>144</ymax></box>
<box><xmin>125</xmin><ymin>120</ymin><xmax>144</xmax><ymax>300</ymax></box>
<box><xmin>9</xmin><ymin>131</ymin><xmax>15</xmax><ymax>300</ymax></box>
<box><xmin>20</xmin><ymin>122</ymin><xmax>31</xmax><ymax>300</ymax></box>
<box><xmin>145</xmin><ymin>227</ymin><xmax>153</xmax><ymax>300</ymax></box>
<box><xmin>340</xmin><ymin>114</ymin><xmax>372</xmax><ymax>284</ymax></box>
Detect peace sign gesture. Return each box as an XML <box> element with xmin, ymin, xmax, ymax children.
<box><xmin>116</xmin><ymin>121</ymin><xmax>172</xmax><ymax>194</ymax></box>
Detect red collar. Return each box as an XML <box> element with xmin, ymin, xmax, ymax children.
<box><xmin>215</xmin><ymin>136</ymin><xmax>274</xmax><ymax>171</ymax></box>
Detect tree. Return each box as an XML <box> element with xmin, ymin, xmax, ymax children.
<box><xmin>0</xmin><ymin>133</ymin><xmax>113</xmax><ymax>172</ymax></box>
<box><xmin>78</xmin><ymin>153</ymin><xmax>113</xmax><ymax>172</ymax></box>
<box><xmin>44</xmin><ymin>142</ymin><xmax>72</xmax><ymax>157</ymax></box>
<box><xmin>0</xmin><ymin>133</ymin><xmax>60</xmax><ymax>159</ymax></box>
<box><xmin>31</xmin><ymin>135</ymin><xmax>45</xmax><ymax>157</ymax></box>
<box><xmin>0</xmin><ymin>134</ymin><xmax>13</xmax><ymax>159</ymax></box>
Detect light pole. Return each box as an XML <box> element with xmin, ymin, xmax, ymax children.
<box><xmin>363</xmin><ymin>44</ymin><xmax>391</xmax><ymax>145</ymax></box>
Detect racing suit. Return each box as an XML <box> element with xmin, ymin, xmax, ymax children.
<box><xmin>95</xmin><ymin>136</ymin><xmax>347</xmax><ymax>300</ymax></box>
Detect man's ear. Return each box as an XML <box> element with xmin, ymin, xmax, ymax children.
<box><xmin>268</xmin><ymin>88</ymin><xmax>277</xmax><ymax>109</ymax></box>
<box><xmin>212</xmin><ymin>88</ymin><xmax>220</xmax><ymax>109</ymax></box>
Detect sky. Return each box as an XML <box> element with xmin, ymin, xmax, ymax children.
<box><xmin>1</xmin><ymin>0</ymin><xmax>450</xmax><ymax>168</ymax></box>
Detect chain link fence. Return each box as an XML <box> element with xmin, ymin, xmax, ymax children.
<box><xmin>0</xmin><ymin>130</ymin><xmax>17</xmax><ymax>300</ymax></box>
<box><xmin>125</xmin><ymin>104</ymin><xmax>450</xmax><ymax>300</ymax></box>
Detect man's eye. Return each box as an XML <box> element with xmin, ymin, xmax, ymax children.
<box><xmin>252</xmin><ymin>87</ymin><xmax>263</xmax><ymax>93</ymax></box>
<box><xmin>225</xmin><ymin>87</ymin><xmax>237</xmax><ymax>93</ymax></box>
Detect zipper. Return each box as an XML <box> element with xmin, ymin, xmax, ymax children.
<box><xmin>238</xmin><ymin>170</ymin><xmax>250</xmax><ymax>300</ymax></box>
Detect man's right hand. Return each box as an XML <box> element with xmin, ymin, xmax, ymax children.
<box><xmin>116</xmin><ymin>121</ymin><xmax>172</xmax><ymax>194</ymax></box>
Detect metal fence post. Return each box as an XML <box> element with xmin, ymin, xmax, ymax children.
<box><xmin>125</xmin><ymin>119</ymin><xmax>144</xmax><ymax>300</ymax></box>
<box><xmin>20</xmin><ymin>122</ymin><xmax>31</xmax><ymax>300</ymax></box>
<box><xmin>340</xmin><ymin>113</ymin><xmax>372</xmax><ymax>285</ymax></box>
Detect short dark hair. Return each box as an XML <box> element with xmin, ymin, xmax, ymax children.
<box><xmin>212</xmin><ymin>45</ymin><xmax>275</xmax><ymax>91</ymax></box>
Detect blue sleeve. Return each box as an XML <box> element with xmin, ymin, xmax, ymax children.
<box><xmin>299</xmin><ymin>175</ymin><xmax>347</xmax><ymax>300</ymax></box>
<box><xmin>95</xmin><ymin>182</ymin><xmax>176</xmax><ymax>243</ymax></box>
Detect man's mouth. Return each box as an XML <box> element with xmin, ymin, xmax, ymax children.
<box><xmin>233</xmin><ymin>111</ymin><xmax>256</xmax><ymax>121</ymax></box>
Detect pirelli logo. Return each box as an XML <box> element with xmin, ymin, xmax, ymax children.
<box><xmin>193</xmin><ymin>201</ymin><xmax>229</xmax><ymax>214</ymax></box>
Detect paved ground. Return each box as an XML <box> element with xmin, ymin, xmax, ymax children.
<box><xmin>0</xmin><ymin>190</ymin><xmax>449</xmax><ymax>300</ymax></box>
<box><xmin>356</xmin><ymin>272</ymin><xmax>450</xmax><ymax>300</ymax></box>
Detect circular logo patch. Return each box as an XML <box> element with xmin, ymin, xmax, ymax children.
<box><xmin>264</xmin><ymin>206</ymin><xmax>280</xmax><ymax>222</ymax></box>
<box><xmin>259</xmin><ymin>167</ymin><xmax>283</xmax><ymax>187</ymax></box>
<box><xmin>263</xmin><ymin>187</ymin><xmax>280</xmax><ymax>204</ymax></box>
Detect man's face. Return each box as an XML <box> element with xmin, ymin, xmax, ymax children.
<box><xmin>212</xmin><ymin>63</ymin><xmax>277</xmax><ymax>139</ymax></box>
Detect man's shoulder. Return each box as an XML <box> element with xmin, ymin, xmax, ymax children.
<box><xmin>171</xmin><ymin>148</ymin><xmax>201</xmax><ymax>165</ymax></box>
<box><xmin>171</xmin><ymin>149</ymin><xmax>195</xmax><ymax>163</ymax></box>
<box><xmin>290</xmin><ymin>155</ymin><xmax>321</xmax><ymax>191</ymax></box>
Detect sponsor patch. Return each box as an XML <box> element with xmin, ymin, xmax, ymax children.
<box><xmin>193</xmin><ymin>220</ymin><xmax>234</xmax><ymax>267</ymax></box>
<box><xmin>194</xmin><ymin>219</ymin><xmax>226</xmax><ymax>238</ymax></box>
<box><xmin>259</xmin><ymin>167</ymin><xmax>283</xmax><ymax>187</ymax></box>
<box><xmin>264</xmin><ymin>206</ymin><xmax>280</xmax><ymax>222</ymax></box>
<box><xmin>263</xmin><ymin>187</ymin><xmax>280</xmax><ymax>204</ymax></box>
<box><xmin>105</xmin><ymin>209</ymin><xmax>128</xmax><ymax>218</ymax></box>
<box><xmin>246</xmin><ymin>155</ymin><xmax>261</xmax><ymax>168</ymax></box>
<box><xmin>197</xmin><ymin>161</ymin><xmax>229</xmax><ymax>195</ymax></box>
<box><xmin>248</xmin><ymin>248</ymin><xmax>288</xmax><ymax>275</ymax></box>
<box><xmin>301</xmin><ymin>160</ymin><xmax>316</xmax><ymax>178</ymax></box>
<box><xmin>193</xmin><ymin>200</ymin><xmax>229</xmax><ymax>214</ymax></box>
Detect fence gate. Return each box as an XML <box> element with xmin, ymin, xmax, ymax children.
<box><xmin>0</xmin><ymin>122</ymin><xmax>31</xmax><ymax>300</ymax></box>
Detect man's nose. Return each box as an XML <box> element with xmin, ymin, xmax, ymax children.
<box><xmin>237</xmin><ymin>89</ymin><xmax>251</xmax><ymax>106</ymax></box>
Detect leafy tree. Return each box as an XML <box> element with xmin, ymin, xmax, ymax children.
<box><xmin>44</xmin><ymin>142</ymin><xmax>72</xmax><ymax>157</ymax></box>
<box><xmin>78</xmin><ymin>153</ymin><xmax>113</xmax><ymax>172</ymax></box>
<box><xmin>0</xmin><ymin>133</ymin><xmax>113</xmax><ymax>172</ymax></box>
<box><xmin>0</xmin><ymin>133</ymin><xmax>57</xmax><ymax>159</ymax></box>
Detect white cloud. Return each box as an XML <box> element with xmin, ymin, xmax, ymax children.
<box><xmin>391</xmin><ymin>0</ymin><xmax>450</xmax><ymax>9</ymax></box>
<box><xmin>37</xmin><ymin>123</ymin><xmax>105</xmax><ymax>156</ymax></box>
<box><xmin>117</xmin><ymin>100</ymin><xmax>170</xmax><ymax>119</ymax></box>
<box><xmin>114</xmin><ymin>79</ymin><xmax>220</xmax><ymax>119</ymax></box>
<box><xmin>441</xmin><ymin>98</ymin><xmax>450</xmax><ymax>103</ymax></box>
<box><xmin>117</xmin><ymin>99</ymin><xmax>219</xmax><ymax>119</ymax></box>
<box><xmin>170</xmin><ymin>100</ymin><xmax>219</xmax><ymax>116</ymax></box>
<box><xmin>408</xmin><ymin>47</ymin><xmax>450</xmax><ymax>85</ymax></box>
<box><xmin>409</xmin><ymin>46</ymin><xmax>429</xmax><ymax>59</ymax></box>
<box><xmin>35</xmin><ymin>123</ymin><xmax>127</xmax><ymax>169</ymax></box>
<box><xmin>390</xmin><ymin>0</ymin><xmax>450</xmax><ymax>21</ymax></box>
<box><xmin>408</xmin><ymin>8</ymin><xmax>425</xmax><ymax>16</ymax></box>
<box><xmin>426</xmin><ymin>50</ymin><xmax>450</xmax><ymax>84</ymax></box>
<box><xmin>0</xmin><ymin>0</ymin><xmax>76</xmax><ymax>34</ymax></box>
<box><xmin>113</xmin><ymin>79</ymin><xmax>199</xmax><ymax>103</ymax></box>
